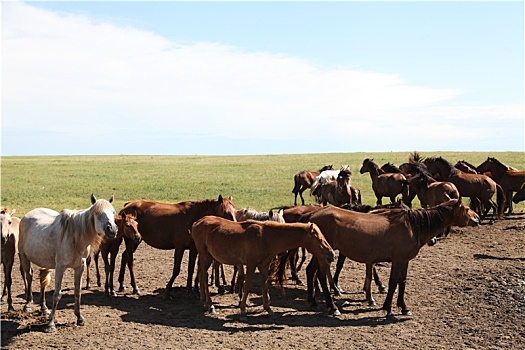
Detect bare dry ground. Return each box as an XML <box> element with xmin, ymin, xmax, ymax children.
<box><xmin>2</xmin><ymin>213</ymin><xmax>524</xmax><ymax>350</ymax></box>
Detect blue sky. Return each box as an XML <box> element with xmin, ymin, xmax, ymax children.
<box><xmin>2</xmin><ymin>1</ymin><xmax>523</xmax><ymax>155</ymax></box>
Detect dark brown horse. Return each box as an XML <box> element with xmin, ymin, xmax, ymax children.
<box><xmin>192</xmin><ymin>216</ymin><xmax>335</xmax><ymax>320</ymax></box>
<box><xmin>424</xmin><ymin>157</ymin><xmax>505</xmax><ymax>220</ymax></box>
<box><xmin>360</xmin><ymin>158</ymin><xmax>409</xmax><ymax>206</ymax></box>
<box><xmin>381</xmin><ymin>162</ymin><xmax>402</xmax><ymax>173</ymax></box>
<box><xmin>86</xmin><ymin>213</ymin><xmax>141</xmax><ymax>296</ymax></box>
<box><xmin>118</xmin><ymin>195</ymin><xmax>237</xmax><ymax>299</ymax></box>
<box><xmin>476</xmin><ymin>157</ymin><xmax>525</xmax><ymax>215</ymax></box>
<box><xmin>303</xmin><ymin>199</ymin><xmax>480</xmax><ymax>320</ymax></box>
<box><xmin>292</xmin><ymin>164</ymin><xmax>333</xmax><ymax>205</ymax></box>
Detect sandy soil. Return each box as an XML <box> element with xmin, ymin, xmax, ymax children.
<box><xmin>2</xmin><ymin>213</ymin><xmax>524</xmax><ymax>350</ymax></box>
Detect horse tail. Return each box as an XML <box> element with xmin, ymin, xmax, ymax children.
<box><xmin>268</xmin><ymin>252</ymin><xmax>289</xmax><ymax>295</ymax></box>
<box><xmin>292</xmin><ymin>174</ymin><xmax>301</xmax><ymax>194</ymax></box>
<box><xmin>496</xmin><ymin>183</ymin><xmax>506</xmax><ymax>219</ymax></box>
<box><xmin>40</xmin><ymin>269</ymin><xmax>52</xmax><ymax>289</ymax></box>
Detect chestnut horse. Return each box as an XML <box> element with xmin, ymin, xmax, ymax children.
<box><xmin>424</xmin><ymin>157</ymin><xmax>505</xmax><ymax>220</ymax></box>
<box><xmin>476</xmin><ymin>157</ymin><xmax>525</xmax><ymax>215</ymax></box>
<box><xmin>86</xmin><ymin>213</ymin><xmax>141</xmax><ymax>296</ymax></box>
<box><xmin>118</xmin><ymin>195</ymin><xmax>237</xmax><ymax>299</ymax></box>
<box><xmin>292</xmin><ymin>164</ymin><xmax>333</xmax><ymax>205</ymax></box>
<box><xmin>401</xmin><ymin>162</ymin><xmax>460</xmax><ymax>208</ymax></box>
<box><xmin>192</xmin><ymin>216</ymin><xmax>336</xmax><ymax>320</ymax></box>
<box><xmin>360</xmin><ymin>158</ymin><xmax>409</xmax><ymax>206</ymax></box>
<box><xmin>303</xmin><ymin>199</ymin><xmax>480</xmax><ymax>320</ymax></box>
<box><xmin>1</xmin><ymin>208</ymin><xmax>20</xmax><ymax>311</ymax></box>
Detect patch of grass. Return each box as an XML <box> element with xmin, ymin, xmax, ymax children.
<box><xmin>1</xmin><ymin>152</ymin><xmax>523</xmax><ymax>216</ymax></box>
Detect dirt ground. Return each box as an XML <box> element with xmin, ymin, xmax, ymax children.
<box><xmin>2</xmin><ymin>212</ymin><xmax>524</xmax><ymax>350</ymax></box>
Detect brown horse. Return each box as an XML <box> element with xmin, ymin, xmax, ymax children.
<box><xmin>424</xmin><ymin>157</ymin><xmax>505</xmax><ymax>220</ymax></box>
<box><xmin>303</xmin><ymin>199</ymin><xmax>480</xmax><ymax>320</ymax></box>
<box><xmin>360</xmin><ymin>158</ymin><xmax>409</xmax><ymax>206</ymax></box>
<box><xmin>86</xmin><ymin>213</ymin><xmax>141</xmax><ymax>296</ymax></box>
<box><xmin>381</xmin><ymin>162</ymin><xmax>402</xmax><ymax>173</ymax></box>
<box><xmin>454</xmin><ymin>160</ymin><xmax>479</xmax><ymax>174</ymax></box>
<box><xmin>192</xmin><ymin>216</ymin><xmax>336</xmax><ymax>320</ymax></box>
<box><xmin>401</xmin><ymin>162</ymin><xmax>460</xmax><ymax>208</ymax></box>
<box><xmin>292</xmin><ymin>164</ymin><xmax>333</xmax><ymax>205</ymax></box>
<box><xmin>118</xmin><ymin>195</ymin><xmax>237</xmax><ymax>299</ymax></box>
<box><xmin>476</xmin><ymin>157</ymin><xmax>525</xmax><ymax>215</ymax></box>
<box><xmin>1</xmin><ymin>208</ymin><xmax>20</xmax><ymax>311</ymax></box>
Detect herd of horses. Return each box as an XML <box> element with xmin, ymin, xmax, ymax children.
<box><xmin>1</xmin><ymin>154</ymin><xmax>523</xmax><ymax>332</ymax></box>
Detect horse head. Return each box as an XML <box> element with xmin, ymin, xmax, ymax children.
<box><xmin>116</xmin><ymin>213</ymin><xmax>141</xmax><ymax>244</ymax></box>
<box><xmin>305</xmin><ymin>223</ymin><xmax>335</xmax><ymax>265</ymax></box>
<box><xmin>446</xmin><ymin>199</ymin><xmax>480</xmax><ymax>227</ymax></box>
<box><xmin>90</xmin><ymin>194</ymin><xmax>118</xmax><ymax>239</ymax></box>
<box><xmin>0</xmin><ymin>208</ymin><xmax>14</xmax><ymax>245</ymax></box>
<box><xmin>215</xmin><ymin>195</ymin><xmax>237</xmax><ymax>222</ymax></box>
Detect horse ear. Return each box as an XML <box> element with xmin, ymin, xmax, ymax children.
<box><xmin>269</xmin><ymin>210</ymin><xmax>274</xmax><ymax>218</ymax></box>
<box><xmin>10</xmin><ymin>209</ymin><xmax>16</xmax><ymax>215</ymax></box>
<box><xmin>278</xmin><ymin>208</ymin><xmax>284</xmax><ymax>216</ymax></box>
<box><xmin>108</xmin><ymin>194</ymin><xmax>114</xmax><ymax>203</ymax></box>
<box><xmin>90</xmin><ymin>194</ymin><xmax>97</xmax><ymax>204</ymax></box>
<box><xmin>228</xmin><ymin>195</ymin><xmax>234</xmax><ymax>201</ymax></box>
<box><xmin>218</xmin><ymin>194</ymin><xmax>224</xmax><ymax>202</ymax></box>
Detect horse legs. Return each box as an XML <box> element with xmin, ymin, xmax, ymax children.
<box><xmin>46</xmin><ymin>265</ymin><xmax>66</xmax><ymax>333</ymax></box>
<box><xmin>396</xmin><ymin>261</ymin><xmax>411</xmax><ymax>316</ymax></box>
<box><xmin>73</xmin><ymin>265</ymin><xmax>86</xmax><ymax>327</ymax></box>
<box><xmin>118</xmin><ymin>238</ymin><xmax>140</xmax><ymax>295</ymax></box>
<box><xmin>197</xmin><ymin>255</ymin><xmax>214</xmax><ymax>313</ymax></box>
<box><xmin>94</xmin><ymin>249</ymin><xmax>102</xmax><ymax>287</ymax></box>
<box><xmin>84</xmin><ymin>255</ymin><xmax>91</xmax><ymax>290</ymax></box>
<box><xmin>239</xmin><ymin>265</ymin><xmax>255</xmax><ymax>321</ymax></box>
<box><xmin>363</xmin><ymin>264</ymin><xmax>375</xmax><ymax>306</ymax></box>
<box><xmin>382</xmin><ymin>260</ymin><xmax>409</xmax><ymax>321</ymax></box>
<box><xmin>3</xmin><ymin>259</ymin><xmax>14</xmax><ymax>311</ymax></box>
<box><xmin>258</xmin><ymin>265</ymin><xmax>274</xmax><ymax>318</ymax></box>
<box><xmin>236</xmin><ymin>265</ymin><xmax>245</xmax><ymax>301</ymax></box>
<box><xmin>332</xmin><ymin>253</ymin><xmax>346</xmax><ymax>295</ymax></box>
<box><xmin>164</xmin><ymin>248</ymin><xmax>185</xmax><ymax>299</ymax></box>
<box><xmin>230</xmin><ymin>265</ymin><xmax>238</xmax><ymax>293</ymax></box>
<box><xmin>296</xmin><ymin>247</ymin><xmax>307</xmax><ymax>272</ymax></box>
<box><xmin>373</xmin><ymin>265</ymin><xmax>386</xmax><ymax>293</ymax></box>
<box><xmin>19</xmin><ymin>251</ymin><xmax>34</xmax><ymax>313</ymax></box>
<box><xmin>288</xmin><ymin>248</ymin><xmax>303</xmax><ymax>285</ymax></box>
<box><xmin>299</xmin><ymin>187</ymin><xmax>307</xmax><ymax>206</ymax></box>
<box><xmin>187</xmin><ymin>248</ymin><xmax>198</xmax><ymax>290</ymax></box>
<box><xmin>305</xmin><ymin>257</ymin><xmax>319</xmax><ymax>310</ymax></box>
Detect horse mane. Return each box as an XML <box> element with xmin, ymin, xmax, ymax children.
<box><xmin>458</xmin><ymin>159</ymin><xmax>478</xmax><ymax>170</ymax></box>
<box><xmin>409</xmin><ymin>151</ymin><xmax>424</xmax><ymax>164</ymax></box>
<box><xmin>487</xmin><ymin>157</ymin><xmax>510</xmax><ymax>170</ymax></box>
<box><xmin>59</xmin><ymin>200</ymin><xmax>113</xmax><ymax>257</ymax></box>
<box><xmin>426</xmin><ymin>156</ymin><xmax>458</xmax><ymax>177</ymax></box>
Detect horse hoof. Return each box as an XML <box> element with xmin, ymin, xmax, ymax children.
<box><xmin>378</xmin><ymin>286</ymin><xmax>387</xmax><ymax>294</ymax></box>
<box><xmin>118</xmin><ymin>285</ymin><xmax>126</xmax><ymax>292</ymax></box>
<box><xmin>295</xmin><ymin>279</ymin><xmax>304</xmax><ymax>286</ymax></box>
<box><xmin>386</xmin><ymin>312</ymin><xmax>398</xmax><ymax>322</ymax></box>
<box><xmin>331</xmin><ymin>308</ymin><xmax>341</xmax><ymax>316</ymax></box>
<box><xmin>218</xmin><ymin>286</ymin><xmax>226</xmax><ymax>294</ymax></box>
<box><xmin>402</xmin><ymin>309</ymin><xmax>412</xmax><ymax>316</ymax></box>
<box><xmin>133</xmin><ymin>288</ymin><xmax>141</xmax><ymax>295</ymax></box>
<box><xmin>44</xmin><ymin>323</ymin><xmax>56</xmax><ymax>333</ymax></box>
<box><xmin>111</xmin><ymin>291</ymin><xmax>117</xmax><ymax>297</ymax></box>
<box><xmin>368</xmin><ymin>300</ymin><xmax>376</xmax><ymax>307</ymax></box>
<box><xmin>77</xmin><ymin>317</ymin><xmax>85</xmax><ymax>326</ymax></box>
<box><xmin>209</xmin><ymin>306</ymin><xmax>216</xmax><ymax>314</ymax></box>
<box><xmin>23</xmin><ymin>305</ymin><xmax>32</xmax><ymax>313</ymax></box>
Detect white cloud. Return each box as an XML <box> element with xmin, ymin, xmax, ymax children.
<box><xmin>2</xmin><ymin>2</ymin><xmax>522</xmax><ymax>155</ymax></box>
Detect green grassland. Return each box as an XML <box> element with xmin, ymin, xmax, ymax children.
<box><xmin>1</xmin><ymin>152</ymin><xmax>524</xmax><ymax>216</ymax></box>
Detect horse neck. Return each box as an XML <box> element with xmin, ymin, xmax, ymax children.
<box><xmin>406</xmin><ymin>207</ymin><xmax>453</xmax><ymax>247</ymax></box>
<box><xmin>64</xmin><ymin>208</ymin><xmax>103</xmax><ymax>256</ymax></box>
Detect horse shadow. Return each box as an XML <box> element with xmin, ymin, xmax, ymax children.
<box><xmin>473</xmin><ymin>253</ymin><xmax>524</xmax><ymax>261</ymax></box>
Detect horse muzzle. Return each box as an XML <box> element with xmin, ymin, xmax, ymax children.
<box><xmin>1</xmin><ymin>236</ymin><xmax>7</xmax><ymax>245</ymax></box>
<box><xmin>105</xmin><ymin>223</ymin><xmax>118</xmax><ymax>239</ymax></box>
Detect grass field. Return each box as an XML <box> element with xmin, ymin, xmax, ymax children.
<box><xmin>1</xmin><ymin>152</ymin><xmax>524</xmax><ymax>216</ymax></box>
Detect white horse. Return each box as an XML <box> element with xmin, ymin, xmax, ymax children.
<box><xmin>19</xmin><ymin>194</ymin><xmax>118</xmax><ymax>332</ymax></box>
<box><xmin>310</xmin><ymin>165</ymin><xmax>350</xmax><ymax>203</ymax></box>
<box><xmin>1</xmin><ymin>208</ymin><xmax>20</xmax><ymax>311</ymax></box>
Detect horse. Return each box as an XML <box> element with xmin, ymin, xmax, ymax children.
<box><xmin>313</xmin><ymin>166</ymin><xmax>360</xmax><ymax>206</ymax></box>
<box><xmin>118</xmin><ymin>195</ymin><xmax>237</xmax><ymax>299</ymax></box>
<box><xmin>423</xmin><ymin>157</ymin><xmax>505</xmax><ymax>220</ymax></box>
<box><xmin>310</xmin><ymin>167</ymin><xmax>342</xmax><ymax>202</ymax></box>
<box><xmin>381</xmin><ymin>162</ymin><xmax>402</xmax><ymax>173</ymax></box>
<box><xmin>86</xmin><ymin>213</ymin><xmax>141</xmax><ymax>296</ymax></box>
<box><xmin>476</xmin><ymin>157</ymin><xmax>525</xmax><ymax>215</ymax></box>
<box><xmin>292</xmin><ymin>164</ymin><xmax>333</xmax><ymax>205</ymax></box>
<box><xmin>18</xmin><ymin>194</ymin><xmax>118</xmax><ymax>332</ymax></box>
<box><xmin>1</xmin><ymin>208</ymin><xmax>20</xmax><ymax>311</ymax></box>
<box><xmin>191</xmin><ymin>216</ymin><xmax>336</xmax><ymax>320</ymax></box>
<box><xmin>221</xmin><ymin>208</ymin><xmax>286</xmax><ymax>293</ymax></box>
<box><xmin>360</xmin><ymin>158</ymin><xmax>409</xmax><ymax>206</ymax></box>
<box><xmin>454</xmin><ymin>160</ymin><xmax>479</xmax><ymax>174</ymax></box>
<box><xmin>401</xmin><ymin>162</ymin><xmax>460</xmax><ymax>208</ymax></box>
<box><xmin>302</xmin><ymin>199</ymin><xmax>480</xmax><ymax>320</ymax></box>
